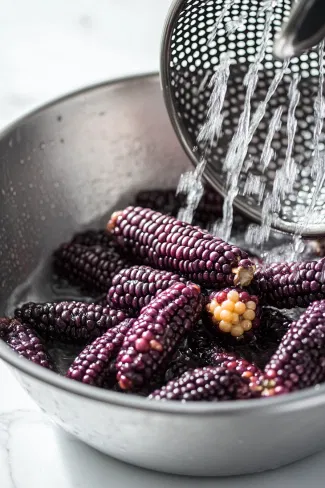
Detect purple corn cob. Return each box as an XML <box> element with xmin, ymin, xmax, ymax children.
<box><xmin>71</xmin><ymin>229</ymin><xmax>113</xmax><ymax>248</ymax></box>
<box><xmin>149</xmin><ymin>366</ymin><xmax>256</xmax><ymax>401</ymax></box>
<box><xmin>252</xmin><ymin>258</ymin><xmax>325</xmax><ymax>309</ymax></box>
<box><xmin>116</xmin><ymin>282</ymin><xmax>202</xmax><ymax>391</ymax></box>
<box><xmin>107</xmin><ymin>206</ymin><xmax>255</xmax><ymax>289</ymax></box>
<box><xmin>259</xmin><ymin>300</ymin><xmax>325</xmax><ymax>396</ymax></box>
<box><xmin>107</xmin><ymin>265</ymin><xmax>186</xmax><ymax>312</ymax></box>
<box><xmin>209</xmin><ymin>353</ymin><xmax>261</xmax><ymax>385</ymax></box>
<box><xmin>14</xmin><ymin>301</ymin><xmax>128</xmax><ymax>344</ymax></box>
<box><xmin>66</xmin><ymin>318</ymin><xmax>135</xmax><ymax>386</ymax></box>
<box><xmin>0</xmin><ymin>318</ymin><xmax>55</xmax><ymax>370</ymax></box>
<box><xmin>53</xmin><ymin>243</ymin><xmax>128</xmax><ymax>292</ymax></box>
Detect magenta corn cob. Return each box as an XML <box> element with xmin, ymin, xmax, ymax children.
<box><xmin>0</xmin><ymin>318</ymin><xmax>55</xmax><ymax>370</ymax></box>
<box><xmin>252</xmin><ymin>258</ymin><xmax>325</xmax><ymax>308</ymax></box>
<box><xmin>53</xmin><ymin>243</ymin><xmax>129</xmax><ymax>292</ymax></box>
<box><xmin>15</xmin><ymin>301</ymin><xmax>128</xmax><ymax>344</ymax></box>
<box><xmin>107</xmin><ymin>206</ymin><xmax>255</xmax><ymax>289</ymax></box>
<box><xmin>116</xmin><ymin>282</ymin><xmax>202</xmax><ymax>390</ymax></box>
<box><xmin>107</xmin><ymin>265</ymin><xmax>186</xmax><ymax>312</ymax></box>
<box><xmin>259</xmin><ymin>300</ymin><xmax>325</xmax><ymax>396</ymax></box>
<box><xmin>66</xmin><ymin>318</ymin><xmax>135</xmax><ymax>386</ymax></box>
<box><xmin>149</xmin><ymin>365</ymin><xmax>256</xmax><ymax>401</ymax></box>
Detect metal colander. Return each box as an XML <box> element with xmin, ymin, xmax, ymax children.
<box><xmin>160</xmin><ymin>0</ymin><xmax>325</xmax><ymax>238</ymax></box>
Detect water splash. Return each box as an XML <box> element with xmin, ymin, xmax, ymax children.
<box><xmin>207</xmin><ymin>0</ymin><xmax>237</xmax><ymax>46</ymax></box>
<box><xmin>177</xmin><ymin>54</ymin><xmax>232</xmax><ymax>223</ymax></box>
<box><xmin>247</xmin><ymin>76</ymin><xmax>300</xmax><ymax>249</ymax></box>
<box><xmin>260</xmin><ymin>106</ymin><xmax>283</xmax><ymax>172</ymax></box>
<box><xmin>217</xmin><ymin>2</ymin><xmax>278</xmax><ymax>241</ymax></box>
<box><xmin>197</xmin><ymin>54</ymin><xmax>232</xmax><ymax>148</ymax></box>
<box><xmin>243</xmin><ymin>174</ymin><xmax>266</xmax><ymax>204</ymax></box>
<box><xmin>226</xmin><ymin>14</ymin><xmax>247</xmax><ymax>34</ymax></box>
<box><xmin>177</xmin><ymin>158</ymin><xmax>206</xmax><ymax>224</ymax></box>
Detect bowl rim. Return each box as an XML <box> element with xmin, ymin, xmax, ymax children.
<box><xmin>1</xmin><ymin>71</ymin><xmax>325</xmax><ymax>415</ymax></box>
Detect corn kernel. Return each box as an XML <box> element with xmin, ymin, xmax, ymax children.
<box><xmin>231</xmin><ymin>325</ymin><xmax>244</xmax><ymax>337</ymax></box>
<box><xmin>219</xmin><ymin>321</ymin><xmax>232</xmax><ymax>333</ymax></box>
<box><xmin>242</xmin><ymin>319</ymin><xmax>252</xmax><ymax>331</ymax></box>
<box><xmin>220</xmin><ymin>310</ymin><xmax>233</xmax><ymax>322</ymax></box>
<box><xmin>231</xmin><ymin>313</ymin><xmax>239</xmax><ymax>324</ymax></box>
<box><xmin>213</xmin><ymin>306</ymin><xmax>222</xmax><ymax>321</ymax></box>
<box><xmin>221</xmin><ymin>300</ymin><xmax>235</xmax><ymax>312</ymax></box>
<box><xmin>234</xmin><ymin>301</ymin><xmax>246</xmax><ymax>314</ymax></box>
<box><xmin>227</xmin><ymin>290</ymin><xmax>239</xmax><ymax>302</ymax></box>
<box><xmin>243</xmin><ymin>309</ymin><xmax>255</xmax><ymax>321</ymax></box>
<box><xmin>246</xmin><ymin>301</ymin><xmax>257</xmax><ymax>310</ymax></box>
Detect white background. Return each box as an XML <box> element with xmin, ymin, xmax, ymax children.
<box><xmin>1</xmin><ymin>1</ymin><xmax>325</xmax><ymax>486</ymax></box>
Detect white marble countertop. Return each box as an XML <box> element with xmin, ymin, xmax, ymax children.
<box><xmin>1</xmin><ymin>1</ymin><xmax>325</xmax><ymax>486</ymax></box>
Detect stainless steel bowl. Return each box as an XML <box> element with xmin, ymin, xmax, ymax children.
<box><xmin>1</xmin><ymin>73</ymin><xmax>325</xmax><ymax>477</ymax></box>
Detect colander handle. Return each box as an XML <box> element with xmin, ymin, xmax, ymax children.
<box><xmin>274</xmin><ymin>0</ymin><xmax>325</xmax><ymax>58</ymax></box>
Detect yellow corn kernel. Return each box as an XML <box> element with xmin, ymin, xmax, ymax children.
<box><xmin>231</xmin><ymin>313</ymin><xmax>240</xmax><ymax>324</ymax></box>
<box><xmin>243</xmin><ymin>309</ymin><xmax>255</xmax><ymax>321</ymax></box>
<box><xmin>231</xmin><ymin>325</ymin><xmax>244</xmax><ymax>337</ymax></box>
<box><xmin>219</xmin><ymin>321</ymin><xmax>232</xmax><ymax>333</ymax></box>
<box><xmin>213</xmin><ymin>306</ymin><xmax>222</xmax><ymax>321</ymax></box>
<box><xmin>234</xmin><ymin>301</ymin><xmax>246</xmax><ymax>314</ymax></box>
<box><xmin>220</xmin><ymin>309</ymin><xmax>233</xmax><ymax>322</ymax></box>
<box><xmin>221</xmin><ymin>299</ymin><xmax>235</xmax><ymax>312</ymax></box>
<box><xmin>246</xmin><ymin>300</ymin><xmax>257</xmax><ymax>310</ymax></box>
<box><xmin>241</xmin><ymin>319</ymin><xmax>252</xmax><ymax>331</ymax></box>
<box><xmin>227</xmin><ymin>290</ymin><xmax>239</xmax><ymax>302</ymax></box>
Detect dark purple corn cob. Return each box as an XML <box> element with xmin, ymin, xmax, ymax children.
<box><xmin>209</xmin><ymin>353</ymin><xmax>261</xmax><ymax>389</ymax></box>
<box><xmin>206</xmin><ymin>287</ymin><xmax>260</xmax><ymax>338</ymax></box>
<box><xmin>149</xmin><ymin>366</ymin><xmax>256</xmax><ymax>401</ymax></box>
<box><xmin>0</xmin><ymin>318</ymin><xmax>55</xmax><ymax>370</ymax></box>
<box><xmin>66</xmin><ymin>318</ymin><xmax>135</xmax><ymax>386</ymax></box>
<box><xmin>116</xmin><ymin>282</ymin><xmax>202</xmax><ymax>391</ymax></box>
<box><xmin>71</xmin><ymin>229</ymin><xmax>113</xmax><ymax>248</ymax></box>
<box><xmin>259</xmin><ymin>300</ymin><xmax>325</xmax><ymax>397</ymax></box>
<box><xmin>107</xmin><ymin>265</ymin><xmax>186</xmax><ymax>312</ymax></box>
<box><xmin>53</xmin><ymin>243</ymin><xmax>129</xmax><ymax>293</ymax></box>
<box><xmin>252</xmin><ymin>258</ymin><xmax>325</xmax><ymax>309</ymax></box>
<box><xmin>107</xmin><ymin>206</ymin><xmax>255</xmax><ymax>289</ymax></box>
<box><xmin>14</xmin><ymin>301</ymin><xmax>128</xmax><ymax>344</ymax></box>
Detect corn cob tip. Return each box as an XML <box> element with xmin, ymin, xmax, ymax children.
<box><xmin>107</xmin><ymin>211</ymin><xmax>123</xmax><ymax>233</ymax></box>
<box><xmin>233</xmin><ymin>261</ymin><xmax>256</xmax><ymax>287</ymax></box>
<box><xmin>206</xmin><ymin>288</ymin><xmax>260</xmax><ymax>337</ymax></box>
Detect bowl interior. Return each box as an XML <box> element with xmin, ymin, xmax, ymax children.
<box><xmin>1</xmin><ymin>73</ymin><xmax>325</xmax><ymax>416</ymax></box>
